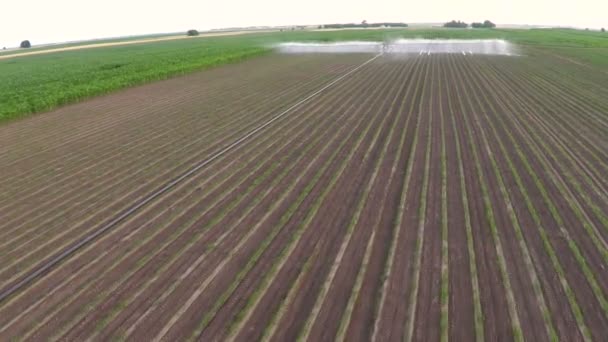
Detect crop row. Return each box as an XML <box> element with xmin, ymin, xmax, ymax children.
<box><xmin>1</xmin><ymin>50</ymin><xmax>606</xmax><ymax>341</ymax></box>
<box><xmin>0</xmin><ymin>54</ymin><xmax>370</xmax><ymax>290</ymax></box>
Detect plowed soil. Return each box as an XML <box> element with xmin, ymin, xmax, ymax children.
<box><xmin>1</xmin><ymin>50</ymin><xmax>607</xmax><ymax>341</ymax></box>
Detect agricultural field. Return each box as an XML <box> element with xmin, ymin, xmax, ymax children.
<box><xmin>1</xmin><ymin>28</ymin><xmax>606</xmax><ymax>123</ymax></box>
<box><xmin>0</xmin><ymin>28</ymin><xmax>607</xmax><ymax>340</ymax></box>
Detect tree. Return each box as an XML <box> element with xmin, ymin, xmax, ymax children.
<box><xmin>602</xmin><ymin>28</ymin><xmax>606</xmax><ymax>32</ymax></box>
<box><xmin>186</xmin><ymin>29</ymin><xmax>199</xmax><ymax>36</ymax></box>
<box><xmin>20</xmin><ymin>40</ymin><xmax>31</xmax><ymax>48</ymax></box>
<box><xmin>443</xmin><ymin>20</ymin><xmax>468</xmax><ymax>28</ymax></box>
<box><xmin>472</xmin><ymin>20</ymin><xmax>496</xmax><ymax>28</ymax></box>
<box><xmin>323</xmin><ymin>22</ymin><xmax>407</xmax><ymax>29</ymax></box>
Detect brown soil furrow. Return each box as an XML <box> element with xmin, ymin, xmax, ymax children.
<box><xmin>342</xmin><ymin>55</ymin><xmax>429</xmax><ymax>342</ymax></box>
<box><xmin>467</xmin><ymin>59</ymin><xmax>608</xmax><ymax>280</ymax></box>
<box><xmin>482</xmin><ymin>59</ymin><xmax>608</xmax><ymax>174</ymax></box>
<box><xmin>153</xmin><ymin>58</ymin><xmax>404</xmax><ymax>342</ymax></box>
<box><xmin>0</xmin><ymin>56</ymin><xmax>347</xmax><ymax>198</ymax></box>
<box><xmin>2</xmin><ymin>48</ymin><xmax>607</xmax><ymax>341</ymax></box>
<box><xmin>0</xmin><ymin>60</ymin><xmax>347</xmax><ymax>230</ymax></box>
<box><xmin>0</xmin><ymin>65</ymin><xmax>370</xmax><ymax>337</ymax></box>
<box><xmin>0</xmin><ymin>57</ymin><xmax>382</xmax><ymax>338</ymax></box>
<box><xmin>0</xmin><ymin>58</ymin><xmax>280</xmax><ymax>167</ymax></box>
<box><xmin>412</xmin><ymin>54</ymin><xmax>443</xmax><ymax>342</ymax></box>
<box><xmin>480</xmin><ymin>58</ymin><xmax>608</xmax><ymax>205</ymax></box>
<box><xmin>442</xmin><ymin>57</ymin><xmax>482</xmax><ymax>341</ymax></box>
<box><xmin>368</xmin><ymin>55</ymin><xmax>428</xmax><ymax>342</ymax></box>
<box><xmin>483</xmin><ymin>66</ymin><xmax>608</xmax><ymax>229</ymax></box>
<box><xmin>266</xmin><ymin>58</ymin><xmax>416</xmax><ymax>342</ymax></box>
<box><xmin>438</xmin><ymin>59</ymin><xmax>450</xmax><ymax>342</ymax></box>
<box><xmin>57</xmin><ymin>59</ymin><xmax>391</xmax><ymax>341</ymax></box>
<box><xmin>466</xmin><ymin>55</ymin><xmax>591</xmax><ymax>340</ymax></box>
<box><xmin>458</xmin><ymin>55</ymin><xmax>556</xmax><ymax>341</ymax></box>
<box><xmin>445</xmin><ymin>54</ymin><xmax>514</xmax><ymax>340</ymax></box>
<box><xmin>0</xmin><ymin>54</ymin><xmax>344</xmax><ymax>159</ymax></box>
<box><xmin>300</xmin><ymin>56</ymin><xmax>425</xmax><ymax>342</ymax></box>
<box><xmin>519</xmin><ymin>61</ymin><xmax>608</xmax><ymax>126</ymax></box>
<box><xmin>135</xmin><ymin>60</ymin><xmax>392</xmax><ymax>342</ymax></box>
<box><xmin>0</xmin><ymin>65</ymin><xmax>333</xmax><ymax>220</ymax></box>
<box><xmin>469</xmin><ymin>58</ymin><xmax>608</xmax><ymax>249</ymax></box>
<box><xmin>372</xmin><ymin>55</ymin><xmax>432</xmax><ymax>341</ymax></box>
<box><xmin>54</xmin><ymin>55</ymin><xmax>388</xmax><ymax>340</ymax></box>
<box><xmin>460</xmin><ymin>56</ymin><xmax>604</xmax><ymax>336</ymax></box>
<box><xmin>0</xmin><ymin>60</ymin><xmax>356</xmax><ymax>264</ymax></box>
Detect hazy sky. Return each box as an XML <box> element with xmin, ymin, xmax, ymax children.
<box><xmin>1</xmin><ymin>0</ymin><xmax>606</xmax><ymax>47</ymax></box>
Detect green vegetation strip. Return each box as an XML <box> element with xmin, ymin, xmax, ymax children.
<box><xmin>0</xmin><ymin>36</ymin><xmax>269</xmax><ymax>122</ymax></box>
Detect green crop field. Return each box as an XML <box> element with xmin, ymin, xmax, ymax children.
<box><xmin>0</xmin><ymin>28</ymin><xmax>606</xmax><ymax>123</ymax></box>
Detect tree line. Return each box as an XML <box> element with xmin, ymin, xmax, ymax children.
<box><xmin>321</xmin><ymin>22</ymin><xmax>408</xmax><ymax>29</ymax></box>
<box><xmin>443</xmin><ymin>20</ymin><xmax>496</xmax><ymax>28</ymax></box>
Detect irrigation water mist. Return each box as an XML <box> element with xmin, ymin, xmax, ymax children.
<box><xmin>276</xmin><ymin>39</ymin><xmax>517</xmax><ymax>56</ymax></box>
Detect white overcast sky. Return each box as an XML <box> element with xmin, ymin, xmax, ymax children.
<box><xmin>1</xmin><ymin>0</ymin><xmax>606</xmax><ymax>47</ymax></box>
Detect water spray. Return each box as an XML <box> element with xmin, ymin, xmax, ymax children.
<box><xmin>275</xmin><ymin>39</ymin><xmax>517</xmax><ymax>56</ymax></box>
